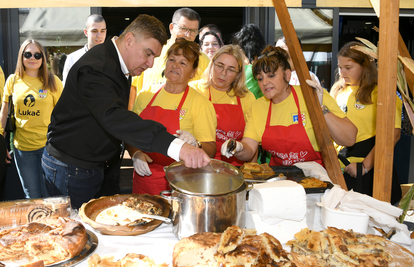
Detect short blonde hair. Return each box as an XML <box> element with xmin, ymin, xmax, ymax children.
<box><xmin>203</xmin><ymin>45</ymin><xmax>248</xmax><ymax>98</ymax></box>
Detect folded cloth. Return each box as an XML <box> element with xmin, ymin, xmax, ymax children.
<box><xmin>323</xmin><ymin>187</ymin><xmax>414</xmax><ymax>249</ymax></box>
<box><xmin>294</xmin><ymin>161</ymin><xmax>332</xmax><ymax>183</ymax></box>
<box><xmin>245</xmin><ymin>210</ymin><xmax>308</xmax><ymax>249</ymax></box>
<box><xmin>248</xmin><ymin>180</ymin><xmax>307</xmax><ymax>224</ymax></box>
<box><xmin>322</xmin><ymin>185</ymin><xmax>347</xmax><ymax>209</ymax></box>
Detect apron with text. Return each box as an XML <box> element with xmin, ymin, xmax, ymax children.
<box><xmin>132</xmin><ymin>86</ymin><xmax>189</xmax><ymax>195</ymax></box>
<box><xmin>261</xmin><ymin>86</ymin><xmax>324</xmax><ymax>166</ymax></box>
<box><xmin>210</xmin><ymin>87</ymin><xmax>245</xmax><ymax>166</ymax></box>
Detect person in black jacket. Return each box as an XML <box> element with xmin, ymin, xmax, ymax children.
<box><xmin>42</xmin><ymin>14</ymin><xmax>211</xmax><ymax>209</ymax></box>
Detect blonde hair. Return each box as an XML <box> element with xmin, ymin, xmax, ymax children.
<box><xmin>330</xmin><ymin>41</ymin><xmax>377</xmax><ymax>105</ymax></box>
<box><xmin>203</xmin><ymin>45</ymin><xmax>248</xmax><ymax>98</ymax></box>
<box><xmin>16</xmin><ymin>39</ymin><xmax>58</xmax><ymax>92</ymax></box>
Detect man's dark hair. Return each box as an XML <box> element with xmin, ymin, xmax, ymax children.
<box><xmin>232</xmin><ymin>23</ymin><xmax>266</xmax><ymax>63</ymax></box>
<box><xmin>200</xmin><ymin>24</ymin><xmax>222</xmax><ymax>37</ymax></box>
<box><xmin>119</xmin><ymin>14</ymin><xmax>168</xmax><ymax>46</ymax></box>
<box><xmin>85</xmin><ymin>14</ymin><xmax>106</xmax><ymax>28</ymax></box>
<box><xmin>172</xmin><ymin>8</ymin><xmax>201</xmax><ymax>26</ymax></box>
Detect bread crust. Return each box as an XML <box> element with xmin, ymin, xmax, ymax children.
<box><xmin>0</xmin><ymin>217</ymin><xmax>87</xmax><ymax>265</ymax></box>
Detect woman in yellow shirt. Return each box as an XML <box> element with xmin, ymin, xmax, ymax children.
<box><xmin>190</xmin><ymin>45</ymin><xmax>256</xmax><ymax>166</ymax></box>
<box><xmin>128</xmin><ymin>38</ymin><xmax>217</xmax><ymax>195</ymax></box>
<box><xmin>331</xmin><ymin>41</ymin><xmax>402</xmax><ymax>204</ymax></box>
<box><xmin>0</xmin><ymin>39</ymin><xmax>63</xmax><ymax>199</ymax></box>
<box><xmin>221</xmin><ymin>45</ymin><xmax>357</xmax><ymax>167</ymax></box>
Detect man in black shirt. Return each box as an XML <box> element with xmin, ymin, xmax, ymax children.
<box><xmin>42</xmin><ymin>14</ymin><xmax>210</xmax><ymax>209</ymax></box>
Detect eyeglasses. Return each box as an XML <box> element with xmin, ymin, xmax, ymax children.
<box><xmin>23</xmin><ymin>52</ymin><xmax>43</xmax><ymax>60</ymax></box>
<box><xmin>213</xmin><ymin>63</ymin><xmax>239</xmax><ymax>75</ymax></box>
<box><xmin>257</xmin><ymin>51</ymin><xmax>277</xmax><ymax>60</ymax></box>
<box><xmin>173</xmin><ymin>23</ymin><xmax>199</xmax><ymax>37</ymax></box>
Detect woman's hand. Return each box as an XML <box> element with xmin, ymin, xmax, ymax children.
<box><xmin>173</xmin><ymin>130</ymin><xmax>197</xmax><ymax>147</ymax></box>
<box><xmin>221</xmin><ymin>139</ymin><xmax>243</xmax><ymax>158</ymax></box>
<box><xmin>132</xmin><ymin>151</ymin><xmax>153</xmax><ymax>176</ymax></box>
<box><xmin>6</xmin><ymin>149</ymin><xmax>11</xmax><ymax>164</ymax></box>
<box><xmin>344</xmin><ymin>162</ymin><xmax>357</xmax><ymax>178</ymax></box>
<box><xmin>306</xmin><ymin>75</ymin><xmax>324</xmax><ymax>105</ymax></box>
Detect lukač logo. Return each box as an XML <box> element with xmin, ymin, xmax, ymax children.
<box><xmin>18</xmin><ymin>94</ymin><xmax>40</xmax><ymax>116</ymax></box>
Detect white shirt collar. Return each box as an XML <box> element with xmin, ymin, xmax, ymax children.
<box><xmin>111</xmin><ymin>37</ymin><xmax>129</xmax><ymax>78</ymax></box>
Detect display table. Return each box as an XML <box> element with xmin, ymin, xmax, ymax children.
<box><xmin>76</xmin><ymin>193</ymin><xmax>325</xmax><ymax>266</ymax></box>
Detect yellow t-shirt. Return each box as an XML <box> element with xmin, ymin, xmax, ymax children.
<box><xmin>132</xmin><ymin>85</ymin><xmax>217</xmax><ymax>142</ymax></box>
<box><xmin>244</xmin><ymin>85</ymin><xmax>346</xmax><ymax>152</ymax></box>
<box><xmin>0</xmin><ymin>67</ymin><xmax>4</xmax><ymax>134</ymax></box>
<box><xmin>3</xmin><ymin>74</ymin><xmax>63</xmax><ymax>151</ymax></box>
<box><xmin>189</xmin><ymin>79</ymin><xmax>256</xmax><ymax>120</ymax></box>
<box><xmin>132</xmin><ymin>40</ymin><xmax>210</xmax><ymax>94</ymax></box>
<box><xmin>334</xmin><ymin>85</ymin><xmax>402</xmax><ymax>165</ymax></box>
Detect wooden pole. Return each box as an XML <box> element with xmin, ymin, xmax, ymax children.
<box><xmin>272</xmin><ymin>0</ymin><xmax>347</xmax><ymax>189</ymax></box>
<box><xmin>373</xmin><ymin>0</ymin><xmax>399</xmax><ymax>202</ymax></box>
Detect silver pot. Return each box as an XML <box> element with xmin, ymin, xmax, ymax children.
<box><xmin>160</xmin><ymin>159</ymin><xmax>249</xmax><ymax>239</ymax></box>
<box><xmin>160</xmin><ymin>182</ymin><xmax>249</xmax><ymax>239</ymax></box>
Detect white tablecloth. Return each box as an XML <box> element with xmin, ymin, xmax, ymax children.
<box><xmin>77</xmin><ymin>193</ymin><xmax>325</xmax><ymax>266</ymax></box>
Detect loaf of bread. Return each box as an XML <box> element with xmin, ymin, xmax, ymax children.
<box><xmin>173</xmin><ymin>232</ymin><xmax>222</xmax><ymax>267</ymax></box>
<box><xmin>0</xmin><ymin>196</ymin><xmax>71</xmax><ymax>229</ymax></box>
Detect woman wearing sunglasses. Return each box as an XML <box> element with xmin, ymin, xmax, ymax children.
<box><xmin>0</xmin><ymin>39</ymin><xmax>63</xmax><ymax>199</ymax></box>
<box><xmin>190</xmin><ymin>45</ymin><xmax>256</xmax><ymax>166</ymax></box>
<box><xmin>220</xmin><ymin>45</ymin><xmax>357</xmax><ymax>167</ymax></box>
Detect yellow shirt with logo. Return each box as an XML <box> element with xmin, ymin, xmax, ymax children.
<box><xmin>132</xmin><ymin>40</ymin><xmax>210</xmax><ymax>94</ymax></box>
<box><xmin>334</xmin><ymin>85</ymin><xmax>402</xmax><ymax>165</ymax></box>
<box><xmin>189</xmin><ymin>79</ymin><xmax>256</xmax><ymax>121</ymax></box>
<box><xmin>3</xmin><ymin>74</ymin><xmax>63</xmax><ymax>151</ymax></box>
<box><xmin>244</xmin><ymin>85</ymin><xmax>346</xmax><ymax>152</ymax></box>
<box><xmin>132</xmin><ymin>85</ymin><xmax>217</xmax><ymax>142</ymax></box>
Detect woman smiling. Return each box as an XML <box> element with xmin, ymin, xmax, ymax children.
<box><xmin>128</xmin><ymin>38</ymin><xmax>217</xmax><ymax>195</ymax></box>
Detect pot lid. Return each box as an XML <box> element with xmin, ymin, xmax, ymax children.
<box><xmin>165</xmin><ymin>159</ymin><xmax>244</xmax><ymax>195</ymax></box>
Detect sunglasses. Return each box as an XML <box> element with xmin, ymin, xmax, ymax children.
<box><xmin>23</xmin><ymin>52</ymin><xmax>43</xmax><ymax>60</ymax></box>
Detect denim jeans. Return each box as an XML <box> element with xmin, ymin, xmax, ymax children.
<box><xmin>42</xmin><ymin>149</ymin><xmax>104</xmax><ymax>209</ymax></box>
<box><xmin>13</xmin><ymin>146</ymin><xmax>48</xmax><ymax>199</ymax></box>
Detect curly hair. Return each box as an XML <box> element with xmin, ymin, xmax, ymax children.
<box><xmin>232</xmin><ymin>24</ymin><xmax>266</xmax><ymax>64</ymax></box>
<box><xmin>330</xmin><ymin>41</ymin><xmax>378</xmax><ymax>105</ymax></box>
<box><xmin>166</xmin><ymin>38</ymin><xmax>201</xmax><ymax>70</ymax></box>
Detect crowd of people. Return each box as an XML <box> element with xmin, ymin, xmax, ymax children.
<box><xmin>0</xmin><ymin>7</ymin><xmax>404</xmax><ymax>208</ymax></box>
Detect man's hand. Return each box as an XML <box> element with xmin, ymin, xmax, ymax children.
<box><xmin>179</xmin><ymin>143</ymin><xmax>210</xmax><ymax>168</ymax></box>
<box><xmin>306</xmin><ymin>75</ymin><xmax>324</xmax><ymax>106</ymax></box>
<box><xmin>173</xmin><ymin>130</ymin><xmax>197</xmax><ymax>147</ymax></box>
<box><xmin>221</xmin><ymin>139</ymin><xmax>243</xmax><ymax>158</ymax></box>
<box><xmin>132</xmin><ymin>151</ymin><xmax>153</xmax><ymax>176</ymax></box>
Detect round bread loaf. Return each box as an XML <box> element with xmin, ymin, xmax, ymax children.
<box><xmin>173</xmin><ymin>232</ymin><xmax>222</xmax><ymax>267</ymax></box>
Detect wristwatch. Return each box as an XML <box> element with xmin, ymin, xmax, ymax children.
<box><xmin>321</xmin><ymin>105</ymin><xmax>330</xmax><ymax>115</ymax></box>
<box><xmin>196</xmin><ymin>140</ymin><xmax>202</xmax><ymax>148</ymax></box>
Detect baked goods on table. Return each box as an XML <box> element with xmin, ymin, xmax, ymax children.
<box><xmin>173</xmin><ymin>225</ymin><xmax>296</xmax><ymax>267</ymax></box>
<box><xmin>0</xmin><ymin>217</ymin><xmax>87</xmax><ymax>265</ymax></box>
<box><xmin>298</xmin><ymin>177</ymin><xmax>327</xmax><ymax>188</ymax></box>
<box><xmin>88</xmin><ymin>253</ymin><xmax>168</xmax><ymax>267</ymax></box>
<box><xmin>287</xmin><ymin>227</ymin><xmax>414</xmax><ymax>266</ymax></box>
<box><xmin>240</xmin><ymin>163</ymin><xmax>276</xmax><ymax>179</ymax></box>
<box><xmin>95</xmin><ymin>197</ymin><xmax>163</xmax><ymax>226</ymax></box>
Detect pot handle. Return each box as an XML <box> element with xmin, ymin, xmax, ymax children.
<box><xmin>159</xmin><ymin>190</ymin><xmax>183</xmax><ymax>203</ymax></box>
<box><xmin>246</xmin><ymin>182</ymin><xmax>254</xmax><ymax>191</ymax></box>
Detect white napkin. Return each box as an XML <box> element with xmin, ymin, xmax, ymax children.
<box><xmin>322</xmin><ymin>185</ymin><xmax>347</xmax><ymax>209</ymax></box>
<box><xmin>323</xmin><ymin>187</ymin><xmax>414</xmax><ymax>249</ymax></box>
<box><xmin>294</xmin><ymin>161</ymin><xmax>332</xmax><ymax>183</ymax></box>
<box><xmin>245</xmin><ymin>210</ymin><xmax>308</xmax><ymax>250</ymax></box>
<box><xmin>248</xmin><ymin>180</ymin><xmax>307</xmax><ymax>224</ymax></box>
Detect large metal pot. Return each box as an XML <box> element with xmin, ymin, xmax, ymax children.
<box><xmin>160</xmin><ymin>159</ymin><xmax>249</xmax><ymax>239</ymax></box>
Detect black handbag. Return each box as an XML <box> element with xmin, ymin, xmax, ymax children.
<box><xmin>4</xmin><ymin>76</ymin><xmax>16</xmax><ymax>133</ymax></box>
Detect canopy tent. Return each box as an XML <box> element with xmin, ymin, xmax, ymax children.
<box><xmin>275</xmin><ymin>9</ymin><xmax>333</xmax><ymax>44</ymax></box>
<box><xmin>19</xmin><ymin>7</ymin><xmax>89</xmax><ymax>47</ymax></box>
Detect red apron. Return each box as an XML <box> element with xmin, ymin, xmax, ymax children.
<box><xmin>132</xmin><ymin>86</ymin><xmax>189</xmax><ymax>195</ymax></box>
<box><xmin>261</xmin><ymin>86</ymin><xmax>324</xmax><ymax>166</ymax></box>
<box><xmin>210</xmin><ymin>87</ymin><xmax>245</xmax><ymax>166</ymax></box>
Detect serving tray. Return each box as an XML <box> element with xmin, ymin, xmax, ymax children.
<box><xmin>245</xmin><ymin>166</ymin><xmax>333</xmax><ymax>194</ymax></box>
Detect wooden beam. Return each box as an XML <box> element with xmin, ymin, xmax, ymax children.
<box><xmin>398</xmin><ymin>33</ymin><xmax>414</xmax><ymax>95</ymax></box>
<box><xmin>373</xmin><ymin>0</ymin><xmax>400</xmax><ymax>202</ymax></box>
<box><xmin>272</xmin><ymin>0</ymin><xmax>347</xmax><ymax>189</ymax></box>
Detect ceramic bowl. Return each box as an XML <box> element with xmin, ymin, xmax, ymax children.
<box><xmin>79</xmin><ymin>194</ymin><xmax>171</xmax><ymax>236</ymax></box>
